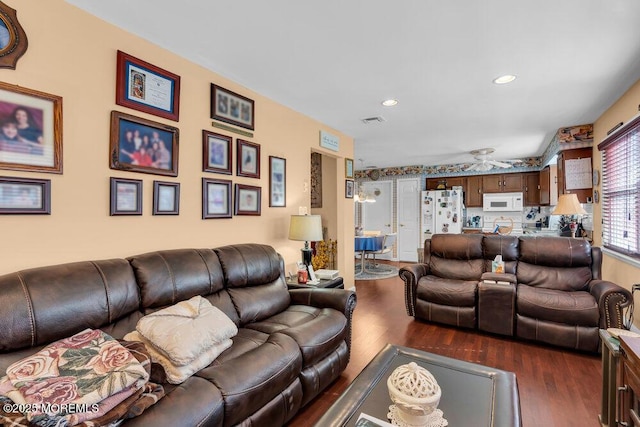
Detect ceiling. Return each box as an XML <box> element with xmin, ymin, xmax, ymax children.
<box><xmin>66</xmin><ymin>0</ymin><xmax>640</xmax><ymax>169</ymax></box>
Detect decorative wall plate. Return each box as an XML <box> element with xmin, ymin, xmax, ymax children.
<box><xmin>0</xmin><ymin>2</ymin><xmax>28</xmax><ymax>69</ymax></box>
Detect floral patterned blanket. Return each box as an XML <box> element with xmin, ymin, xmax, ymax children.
<box><xmin>0</xmin><ymin>329</ymin><xmax>157</xmax><ymax>426</ymax></box>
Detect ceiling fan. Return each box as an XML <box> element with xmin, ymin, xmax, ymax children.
<box><xmin>465</xmin><ymin>148</ymin><xmax>520</xmax><ymax>172</ymax></box>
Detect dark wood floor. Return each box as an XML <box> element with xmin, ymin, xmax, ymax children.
<box><xmin>288</xmin><ymin>261</ymin><xmax>603</xmax><ymax>427</ymax></box>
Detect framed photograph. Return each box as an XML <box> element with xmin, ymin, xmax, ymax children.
<box><xmin>236</xmin><ymin>139</ymin><xmax>260</xmax><ymax>178</ymax></box>
<box><xmin>0</xmin><ymin>2</ymin><xmax>28</xmax><ymax>70</ymax></box>
<box><xmin>345</xmin><ymin>158</ymin><xmax>354</xmax><ymax>179</ymax></box>
<box><xmin>202</xmin><ymin>178</ymin><xmax>232</xmax><ymax>219</ymax></box>
<box><xmin>203</xmin><ymin>130</ymin><xmax>232</xmax><ymax>174</ymax></box>
<box><xmin>345</xmin><ymin>179</ymin><xmax>354</xmax><ymax>199</ymax></box>
<box><xmin>116</xmin><ymin>51</ymin><xmax>180</xmax><ymax>121</ymax></box>
<box><xmin>0</xmin><ymin>176</ymin><xmax>50</xmax><ymax>214</ymax></box>
<box><xmin>269</xmin><ymin>156</ymin><xmax>286</xmax><ymax>207</ymax></box>
<box><xmin>153</xmin><ymin>181</ymin><xmax>179</xmax><ymax>215</ymax></box>
<box><xmin>234</xmin><ymin>184</ymin><xmax>261</xmax><ymax>216</ymax></box>
<box><xmin>110</xmin><ymin>111</ymin><xmax>179</xmax><ymax>177</ymax></box>
<box><xmin>210</xmin><ymin>84</ymin><xmax>255</xmax><ymax>130</ymax></box>
<box><xmin>0</xmin><ymin>82</ymin><xmax>62</xmax><ymax>174</ymax></box>
<box><xmin>110</xmin><ymin>177</ymin><xmax>142</xmax><ymax>216</ymax></box>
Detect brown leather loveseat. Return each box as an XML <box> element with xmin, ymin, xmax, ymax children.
<box><xmin>400</xmin><ymin>234</ymin><xmax>631</xmax><ymax>352</ymax></box>
<box><xmin>0</xmin><ymin>243</ymin><xmax>356</xmax><ymax>426</ymax></box>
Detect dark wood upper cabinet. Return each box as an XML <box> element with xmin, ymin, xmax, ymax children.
<box><xmin>523</xmin><ymin>172</ymin><xmax>540</xmax><ymax>206</ymax></box>
<box><xmin>482</xmin><ymin>173</ymin><xmax>522</xmax><ymax>193</ymax></box>
<box><xmin>465</xmin><ymin>175</ymin><xmax>483</xmax><ymax>207</ymax></box>
<box><xmin>556</xmin><ymin>148</ymin><xmax>592</xmax><ymax>203</ymax></box>
<box><xmin>539</xmin><ymin>167</ymin><xmax>550</xmax><ymax>206</ymax></box>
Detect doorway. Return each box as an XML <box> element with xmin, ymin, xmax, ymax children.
<box><xmin>360</xmin><ymin>180</ymin><xmax>394</xmax><ymax>259</ymax></box>
<box><xmin>396</xmin><ymin>178</ymin><xmax>420</xmax><ymax>262</ymax></box>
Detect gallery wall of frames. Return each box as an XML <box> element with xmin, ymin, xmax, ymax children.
<box><xmin>0</xmin><ymin>44</ymin><xmax>288</xmax><ymax>218</ymax></box>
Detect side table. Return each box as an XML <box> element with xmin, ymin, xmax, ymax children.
<box><xmin>286</xmin><ymin>276</ymin><xmax>344</xmax><ymax>290</ymax></box>
<box><xmin>600</xmin><ymin>329</ymin><xmax>621</xmax><ymax>427</ymax></box>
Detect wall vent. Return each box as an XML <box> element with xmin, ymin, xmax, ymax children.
<box><xmin>361</xmin><ymin>116</ymin><xmax>386</xmax><ymax>124</ymax></box>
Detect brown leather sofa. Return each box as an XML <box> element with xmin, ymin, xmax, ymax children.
<box><xmin>400</xmin><ymin>234</ymin><xmax>631</xmax><ymax>352</ymax></box>
<box><xmin>0</xmin><ymin>243</ymin><xmax>357</xmax><ymax>426</ymax></box>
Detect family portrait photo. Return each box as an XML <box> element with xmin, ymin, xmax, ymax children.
<box><xmin>110</xmin><ymin>111</ymin><xmax>179</xmax><ymax>177</ymax></box>
<box><xmin>0</xmin><ymin>82</ymin><xmax>62</xmax><ymax>173</ymax></box>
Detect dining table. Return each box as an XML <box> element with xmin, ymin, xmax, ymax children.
<box><xmin>354</xmin><ymin>235</ymin><xmax>385</xmax><ymax>276</ymax></box>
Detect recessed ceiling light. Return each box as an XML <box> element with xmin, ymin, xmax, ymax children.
<box><xmin>493</xmin><ymin>75</ymin><xmax>517</xmax><ymax>85</ymax></box>
<box><xmin>381</xmin><ymin>99</ymin><xmax>398</xmax><ymax>107</ymax></box>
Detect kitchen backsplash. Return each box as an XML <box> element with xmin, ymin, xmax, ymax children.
<box><xmin>464</xmin><ymin>204</ymin><xmax>593</xmax><ymax>231</ymax></box>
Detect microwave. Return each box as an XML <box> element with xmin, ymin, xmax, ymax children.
<box><xmin>483</xmin><ymin>192</ymin><xmax>524</xmax><ymax>212</ymax></box>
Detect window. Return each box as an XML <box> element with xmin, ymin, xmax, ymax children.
<box><xmin>598</xmin><ymin>115</ymin><xmax>640</xmax><ymax>258</ymax></box>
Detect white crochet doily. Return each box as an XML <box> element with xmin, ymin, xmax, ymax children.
<box><xmin>387</xmin><ymin>405</ymin><xmax>448</xmax><ymax>427</ymax></box>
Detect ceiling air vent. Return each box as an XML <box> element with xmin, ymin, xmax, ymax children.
<box><xmin>361</xmin><ymin>116</ymin><xmax>386</xmax><ymax>124</ymax></box>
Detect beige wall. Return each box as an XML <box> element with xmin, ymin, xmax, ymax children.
<box><xmin>592</xmin><ymin>78</ymin><xmax>640</xmax><ymax>325</ymax></box>
<box><xmin>0</xmin><ymin>1</ymin><xmax>355</xmax><ymax>286</ymax></box>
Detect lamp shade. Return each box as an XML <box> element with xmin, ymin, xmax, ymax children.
<box><xmin>552</xmin><ymin>194</ymin><xmax>587</xmax><ymax>215</ymax></box>
<box><xmin>288</xmin><ymin>215</ymin><xmax>323</xmax><ymax>242</ymax></box>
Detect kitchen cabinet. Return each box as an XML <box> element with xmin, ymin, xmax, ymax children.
<box><xmin>539</xmin><ymin>165</ymin><xmax>558</xmax><ymax>206</ymax></box>
<box><xmin>556</xmin><ymin>148</ymin><xmax>592</xmax><ymax>203</ymax></box>
<box><xmin>465</xmin><ymin>175</ymin><xmax>483</xmax><ymax>207</ymax></box>
<box><xmin>523</xmin><ymin>172</ymin><xmax>540</xmax><ymax>206</ymax></box>
<box><xmin>482</xmin><ymin>173</ymin><xmax>522</xmax><ymax>193</ymax></box>
<box><xmin>425</xmin><ymin>177</ymin><xmax>464</xmax><ymax>190</ymax></box>
<box><xmin>539</xmin><ymin>167</ymin><xmax>550</xmax><ymax>205</ymax></box>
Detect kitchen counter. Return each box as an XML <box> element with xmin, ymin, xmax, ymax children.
<box><xmin>522</xmin><ymin>227</ymin><xmax>559</xmax><ymax>236</ymax></box>
<box><xmin>462</xmin><ymin>227</ymin><xmax>483</xmax><ymax>234</ymax></box>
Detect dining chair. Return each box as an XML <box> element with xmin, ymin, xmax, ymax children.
<box><xmin>365</xmin><ymin>233</ymin><xmax>397</xmax><ymax>267</ymax></box>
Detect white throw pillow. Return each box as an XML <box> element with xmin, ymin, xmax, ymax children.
<box><xmin>135</xmin><ymin>295</ymin><xmax>237</xmax><ymax>366</ymax></box>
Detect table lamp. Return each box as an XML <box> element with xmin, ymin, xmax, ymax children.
<box><xmin>288</xmin><ymin>214</ymin><xmax>323</xmax><ymax>269</ymax></box>
<box><xmin>552</xmin><ymin>194</ymin><xmax>587</xmax><ymax>238</ymax></box>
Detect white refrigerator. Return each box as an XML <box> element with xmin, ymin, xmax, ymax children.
<box><xmin>421</xmin><ymin>189</ymin><xmax>463</xmax><ymax>241</ymax></box>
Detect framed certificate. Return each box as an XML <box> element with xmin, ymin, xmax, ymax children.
<box><xmin>116</xmin><ymin>51</ymin><xmax>181</xmax><ymax>121</ymax></box>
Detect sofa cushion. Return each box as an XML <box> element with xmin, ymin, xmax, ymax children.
<box><xmin>517</xmin><ymin>284</ymin><xmax>599</xmax><ymax>326</ymax></box>
<box><xmin>195</xmin><ymin>332</ymin><xmax>302</xmax><ymax>426</ymax></box>
<box><xmin>430</xmin><ymin>233</ymin><xmax>484</xmax><ymax>259</ymax></box>
<box><xmin>429</xmin><ymin>233</ymin><xmax>484</xmax><ymax>281</ymax></box>
<box><xmin>417</xmin><ymin>275</ymin><xmax>477</xmax><ymax>307</ymax></box>
<box><xmin>124</xmin><ymin>375</ymin><xmax>224</xmax><ymax>427</ymax></box>
<box><xmin>215</xmin><ymin>244</ymin><xmax>291</xmax><ymax>325</ymax></box>
<box><xmin>517</xmin><ymin>262</ymin><xmax>592</xmax><ymax>291</ymax></box>
<box><xmin>246</xmin><ymin>305</ymin><xmax>348</xmax><ymax>366</ymax></box>
<box><xmin>518</xmin><ymin>236</ymin><xmax>592</xmax><ymax>268</ymax></box>
<box><xmin>0</xmin><ymin>259</ymin><xmax>140</xmax><ymax>352</ymax></box>
<box><xmin>128</xmin><ymin>249</ymin><xmax>226</xmax><ymax>311</ymax></box>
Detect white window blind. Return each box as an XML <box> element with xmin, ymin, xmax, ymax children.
<box><xmin>598</xmin><ymin>115</ymin><xmax>640</xmax><ymax>258</ymax></box>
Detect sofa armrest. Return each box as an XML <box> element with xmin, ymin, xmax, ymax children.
<box><xmin>289</xmin><ymin>288</ymin><xmax>357</xmax><ymax>358</ymax></box>
<box><xmin>588</xmin><ymin>279</ymin><xmax>633</xmax><ymax>329</ymax></box>
<box><xmin>289</xmin><ymin>288</ymin><xmax>357</xmax><ymax>318</ymax></box>
<box><xmin>399</xmin><ymin>264</ymin><xmax>429</xmax><ymax>317</ymax></box>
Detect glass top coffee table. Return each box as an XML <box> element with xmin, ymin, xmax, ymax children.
<box><xmin>315</xmin><ymin>344</ymin><xmax>521</xmax><ymax>427</ymax></box>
